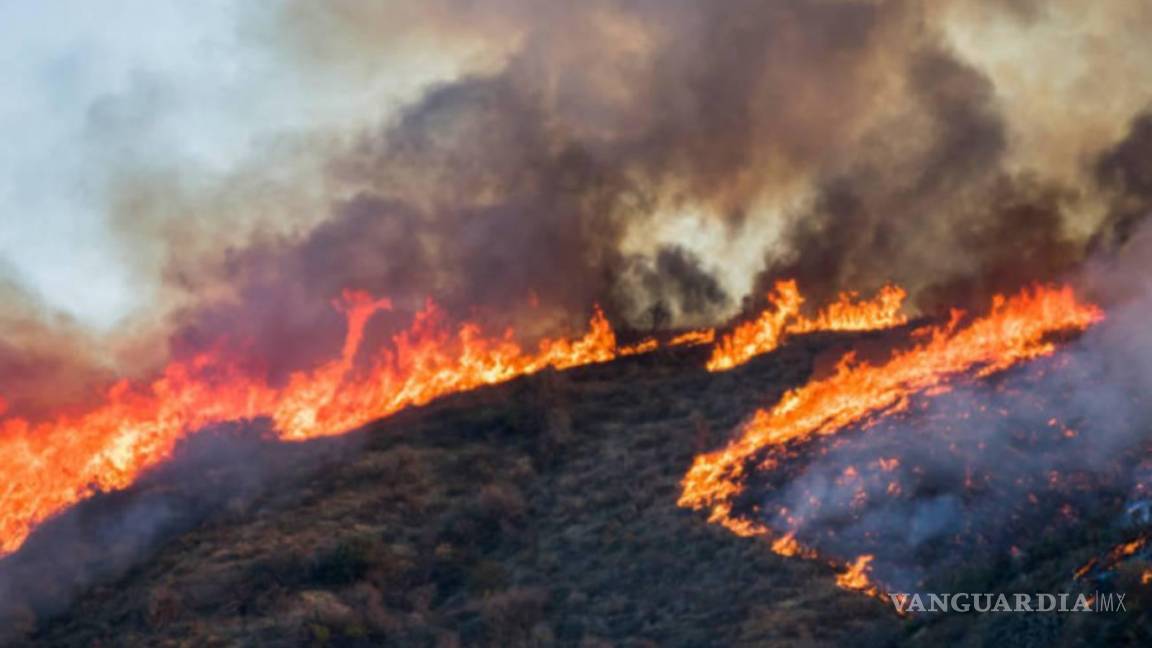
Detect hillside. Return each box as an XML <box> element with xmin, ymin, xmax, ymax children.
<box><xmin>6</xmin><ymin>329</ymin><xmax>1150</xmax><ymax>647</ymax></box>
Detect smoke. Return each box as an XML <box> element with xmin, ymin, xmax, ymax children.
<box><xmin>1091</xmin><ymin>111</ymin><xmax>1152</xmax><ymax>254</ymax></box>
<box><xmin>142</xmin><ymin>0</ymin><xmax>1152</xmax><ymax>362</ymax></box>
<box><xmin>737</xmin><ymin>220</ymin><xmax>1152</xmax><ymax>591</ymax></box>
<box><xmin>3</xmin><ymin>0</ymin><xmax>1151</xmax><ymax>395</ymax></box>
<box><xmin>618</xmin><ymin>246</ymin><xmax>731</xmax><ymax>328</ymax></box>
<box><xmin>0</xmin><ymin>419</ymin><xmax>357</xmax><ymax>643</ymax></box>
<box><xmin>754</xmin><ymin>42</ymin><xmax>1086</xmax><ymax>311</ymax></box>
<box><xmin>154</xmin><ymin>0</ymin><xmax>911</xmax><ymax>360</ymax></box>
<box><xmin>0</xmin><ymin>274</ymin><xmax>116</xmax><ymax>420</ymax></box>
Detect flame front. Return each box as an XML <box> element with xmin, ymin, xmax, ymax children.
<box><xmin>0</xmin><ymin>292</ymin><xmax>622</xmax><ymax>558</ymax></box>
<box><xmin>0</xmin><ymin>278</ymin><xmax>919</xmax><ymax>560</ymax></box>
<box><xmin>705</xmin><ymin>280</ymin><xmax>908</xmax><ymax>372</ymax></box>
<box><xmin>836</xmin><ymin>555</ymin><xmax>877</xmax><ymax>594</ymax></box>
<box><xmin>680</xmin><ymin>284</ymin><xmax>1103</xmax><ymax>593</ymax></box>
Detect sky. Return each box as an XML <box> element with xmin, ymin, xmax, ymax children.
<box><xmin>2</xmin><ymin>1</ymin><xmax>248</xmax><ymax>326</ymax></box>
<box><xmin>0</xmin><ymin>0</ymin><xmax>464</xmax><ymax>329</ymax></box>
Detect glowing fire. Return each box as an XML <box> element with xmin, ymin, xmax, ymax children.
<box><xmin>836</xmin><ymin>555</ymin><xmax>877</xmax><ymax>593</ymax></box>
<box><xmin>1075</xmin><ymin>536</ymin><xmax>1149</xmax><ymax>580</ymax></box>
<box><xmin>680</xmin><ymin>284</ymin><xmax>1103</xmax><ymax>593</ymax></box>
<box><xmin>705</xmin><ymin>280</ymin><xmax>908</xmax><ymax>372</ymax></box>
<box><xmin>669</xmin><ymin>329</ymin><xmax>716</xmax><ymax>347</ymax></box>
<box><xmin>0</xmin><ymin>291</ymin><xmax>627</xmax><ymax>558</ymax></box>
<box><xmin>0</xmin><ymin>277</ymin><xmax>920</xmax><ymax>561</ymax></box>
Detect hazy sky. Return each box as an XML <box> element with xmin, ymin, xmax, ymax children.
<box><xmin>2</xmin><ymin>1</ymin><xmax>246</xmax><ymax>326</ymax></box>
<box><xmin>0</xmin><ymin>0</ymin><xmax>461</xmax><ymax>329</ymax></box>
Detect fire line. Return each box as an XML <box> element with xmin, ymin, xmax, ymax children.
<box><xmin>0</xmin><ymin>279</ymin><xmax>910</xmax><ymax>561</ymax></box>
<box><xmin>679</xmin><ymin>284</ymin><xmax>1104</xmax><ymax>596</ymax></box>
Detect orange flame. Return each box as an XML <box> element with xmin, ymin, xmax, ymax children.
<box><xmin>680</xmin><ymin>284</ymin><xmax>1103</xmax><ymax>592</ymax></box>
<box><xmin>669</xmin><ymin>329</ymin><xmax>716</xmax><ymax>347</ymax></box>
<box><xmin>705</xmin><ymin>281</ymin><xmax>908</xmax><ymax>372</ymax></box>
<box><xmin>619</xmin><ymin>337</ymin><xmax>659</xmax><ymax>356</ymax></box>
<box><xmin>0</xmin><ymin>295</ymin><xmax>626</xmax><ymax>558</ymax></box>
<box><xmin>1076</xmin><ymin>535</ymin><xmax>1150</xmax><ymax>580</ymax></box>
<box><xmin>835</xmin><ymin>555</ymin><xmax>877</xmax><ymax>593</ymax></box>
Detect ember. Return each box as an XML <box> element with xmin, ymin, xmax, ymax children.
<box><xmin>680</xmin><ymin>284</ymin><xmax>1104</xmax><ymax>594</ymax></box>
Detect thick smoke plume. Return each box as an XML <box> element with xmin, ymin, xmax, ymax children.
<box><xmin>157</xmin><ymin>0</ymin><xmax>1152</xmax><ymax>367</ymax></box>
<box><xmin>6</xmin><ymin>0</ymin><xmax>1152</xmax><ymax>402</ymax></box>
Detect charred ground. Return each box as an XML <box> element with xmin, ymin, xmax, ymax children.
<box><xmin>6</xmin><ymin>328</ymin><xmax>1152</xmax><ymax>647</ymax></box>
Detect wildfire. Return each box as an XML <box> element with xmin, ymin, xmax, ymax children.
<box><xmin>1075</xmin><ymin>535</ymin><xmax>1149</xmax><ymax>580</ymax></box>
<box><xmin>705</xmin><ymin>280</ymin><xmax>908</xmax><ymax>372</ymax></box>
<box><xmin>836</xmin><ymin>555</ymin><xmax>877</xmax><ymax>593</ymax></box>
<box><xmin>669</xmin><ymin>329</ymin><xmax>716</xmax><ymax>347</ymax></box>
<box><xmin>0</xmin><ymin>291</ymin><xmax>627</xmax><ymax>558</ymax></box>
<box><xmin>680</xmin><ymin>284</ymin><xmax>1103</xmax><ymax>592</ymax></box>
<box><xmin>0</xmin><ymin>277</ymin><xmax>925</xmax><ymax>561</ymax></box>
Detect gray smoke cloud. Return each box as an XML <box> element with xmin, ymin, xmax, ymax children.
<box><xmin>736</xmin><ymin>219</ymin><xmax>1152</xmax><ymax>591</ymax></box>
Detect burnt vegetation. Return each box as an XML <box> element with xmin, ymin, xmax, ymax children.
<box><xmin>3</xmin><ymin>328</ymin><xmax>1149</xmax><ymax>647</ymax></box>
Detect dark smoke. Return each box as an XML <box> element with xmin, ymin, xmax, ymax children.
<box><xmin>756</xmin><ymin>45</ymin><xmax>1086</xmax><ymax>313</ymax></box>
<box><xmin>155</xmin><ymin>0</ymin><xmax>929</xmax><ymax>364</ymax></box>
<box><xmin>156</xmin><ymin>0</ymin><xmax>1148</xmax><ymax>362</ymax></box>
<box><xmin>1091</xmin><ymin>110</ymin><xmax>1152</xmax><ymax>255</ymax></box>
<box><xmin>624</xmin><ymin>245</ymin><xmax>731</xmax><ymax>327</ymax></box>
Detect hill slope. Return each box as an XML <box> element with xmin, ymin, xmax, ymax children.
<box><xmin>16</xmin><ymin>336</ymin><xmax>900</xmax><ymax>646</ymax></box>
<box><xmin>9</xmin><ymin>329</ymin><xmax>1150</xmax><ymax>646</ymax></box>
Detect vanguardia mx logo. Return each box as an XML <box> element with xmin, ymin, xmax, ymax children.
<box><xmin>888</xmin><ymin>592</ymin><xmax>1127</xmax><ymax>614</ymax></box>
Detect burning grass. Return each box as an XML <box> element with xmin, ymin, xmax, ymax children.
<box><xmin>0</xmin><ymin>279</ymin><xmax>911</xmax><ymax>565</ymax></box>
<box><xmin>13</xmin><ymin>343</ymin><xmax>904</xmax><ymax>646</ymax></box>
<box><xmin>8</xmin><ymin>281</ymin><xmax>1152</xmax><ymax>646</ymax></box>
<box><xmin>6</xmin><ymin>307</ymin><xmax>1152</xmax><ymax>646</ymax></box>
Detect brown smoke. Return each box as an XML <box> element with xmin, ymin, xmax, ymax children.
<box><xmin>6</xmin><ymin>0</ymin><xmax>1152</xmax><ymax>403</ymax></box>
<box><xmin>0</xmin><ymin>278</ymin><xmax>114</xmax><ymax>420</ymax></box>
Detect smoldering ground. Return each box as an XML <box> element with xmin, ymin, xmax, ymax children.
<box><xmin>733</xmin><ymin>222</ymin><xmax>1152</xmax><ymax>592</ymax></box>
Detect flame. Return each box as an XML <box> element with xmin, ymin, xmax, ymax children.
<box><xmin>705</xmin><ymin>281</ymin><xmax>908</xmax><ymax>372</ymax></box>
<box><xmin>771</xmin><ymin>532</ymin><xmax>816</xmax><ymax>558</ymax></box>
<box><xmin>1075</xmin><ymin>535</ymin><xmax>1150</xmax><ymax>580</ymax></box>
<box><xmin>835</xmin><ymin>555</ymin><xmax>877</xmax><ymax>593</ymax></box>
<box><xmin>1116</xmin><ymin>538</ymin><xmax>1146</xmax><ymax>557</ymax></box>
<box><xmin>669</xmin><ymin>329</ymin><xmax>716</xmax><ymax>347</ymax></box>
<box><xmin>0</xmin><ymin>278</ymin><xmax>924</xmax><ymax>560</ymax></box>
<box><xmin>619</xmin><ymin>338</ymin><xmax>659</xmax><ymax>356</ymax></box>
<box><xmin>680</xmin><ymin>284</ymin><xmax>1103</xmax><ymax>592</ymax></box>
<box><xmin>0</xmin><ymin>292</ymin><xmax>627</xmax><ymax>558</ymax></box>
